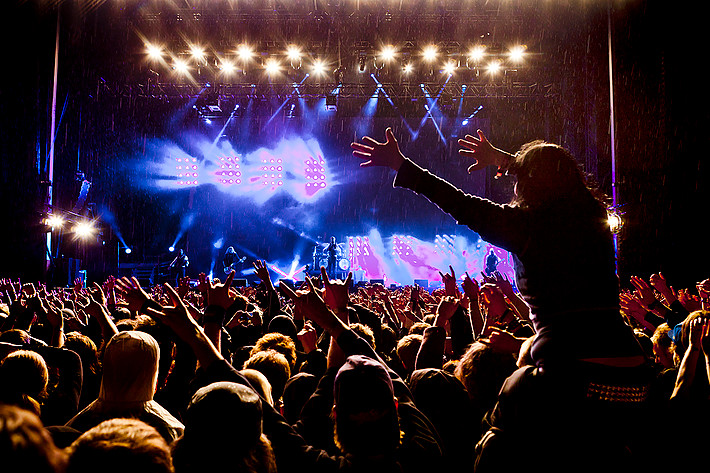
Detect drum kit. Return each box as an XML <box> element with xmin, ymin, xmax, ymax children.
<box><xmin>312</xmin><ymin>242</ymin><xmax>350</xmax><ymax>276</ymax></box>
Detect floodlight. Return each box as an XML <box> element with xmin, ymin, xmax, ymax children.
<box><xmin>146</xmin><ymin>43</ymin><xmax>163</xmax><ymax>60</ymax></box>
<box><xmin>220</xmin><ymin>60</ymin><xmax>236</xmax><ymax>74</ymax></box>
<box><xmin>73</xmin><ymin>221</ymin><xmax>95</xmax><ymax>239</ymax></box>
<box><xmin>379</xmin><ymin>45</ymin><xmax>396</xmax><ymax>61</ymax></box>
<box><xmin>509</xmin><ymin>45</ymin><xmax>526</xmax><ymax>62</ymax></box>
<box><xmin>236</xmin><ymin>44</ymin><xmax>254</xmax><ymax>61</ymax></box>
<box><xmin>173</xmin><ymin>59</ymin><xmax>189</xmax><ymax>74</ymax></box>
<box><xmin>190</xmin><ymin>45</ymin><xmax>206</xmax><ymax>61</ymax></box>
<box><xmin>422</xmin><ymin>45</ymin><xmax>438</xmax><ymax>62</ymax></box>
<box><xmin>45</xmin><ymin>215</ymin><xmax>65</xmax><ymax>229</ymax></box>
<box><xmin>486</xmin><ymin>60</ymin><xmax>502</xmax><ymax>74</ymax></box>
<box><xmin>286</xmin><ymin>45</ymin><xmax>302</xmax><ymax>61</ymax></box>
<box><xmin>264</xmin><ymin>58</ymin><xmax>281</xmax><ymax>75</ymax></box>
<box><xmin>468</xmin><ymin>46</ymin><xmax>486</xmax><ymax>62</ymax></box>
<box><xmin>312</xmin><ymin>59</ymin><xmax>326</xmax><ymax>75</ymax></box>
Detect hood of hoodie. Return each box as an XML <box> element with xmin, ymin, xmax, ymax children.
<box><xmin>99</xmin><ymin>331</ymin><xmax>159</xmax><ymax>403</ymax></box>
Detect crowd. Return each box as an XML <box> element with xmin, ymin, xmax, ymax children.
<box><xmin>2</xmin><ymin>129</ymin><xmax>710</xmax><ymax>472</ymax></box>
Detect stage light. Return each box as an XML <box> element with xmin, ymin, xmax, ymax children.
<box><xmin>443</xmin><ymin>61</ymin><xmax>457</xmax><ymax>75</ymax></box>
<box><xmin>169</xmin><ymin>246</ymin><xmax>175</xmax><ymax>252</ymax></box>
<box><xmin>73</xmin><ymin>221</ymin><xmax>95</xmax><ymax>239</ymax></box>
<box><xmin>173</xmin><ymin>59</ymin><xmax>189</xmax><ymax>74</ymax></box>
<box><xmin>264</xmin><ymin>58</ymin><xmax>281</xmax><ymax>75</ymax></box>
<box><xmin>508</xmin><ymin>45</ymin><xmax>526</xmax><ymax>62</ymax></box>
<box><xmin>311</xmin><ymin>59</ymin><xmax>327</xmax><ymax>76</ymax></box>
<box><xmin>379</xmin><ymin>45</ymin><xmax>396</xmax><ymax>62</ymax></box>
<box><xmin>422</xmin><ymin>45</ymin><xmax>438</xmax><ymax>62</ymax></box>
<box><xmin>220</xmin><ymin>60</ymin><xmax>236</xmax><ymax>74</ymax></box>
<box><xmin>461</xmin><ymin>119</ymin><xmax>469</xmax><ymax>126</ymax></box>
<box><xmin>607</xmin><ymin>208</ymin><xmax>624</xmax><ymax>234</ymax></box>
<box><xmin>45</xmin><ymin>214</ymin><xmax>64</xmax><ymax>229</ymax></box>
<box><xmin>125</xmin><ymin>247</ymin><xmax>132</xmax><ymax>254</ymax></box>
<box><xmin>286</xmin><ymin>45</ymin><xmax>302</xmax><ymax>61</ymax></box>
<box><xmin>486</xmin><ymin>60</ymin><xmax>502</xmax><ymax>74</ymax></box>
<box><xmin>189</xmin><ymin>45</ymin><xmax>206</xmax><ymax>61</ymax></box>
<box><xmin>236</xmin><ymin>44</ymin><xmax>254</xmax><ymax>61</ymax></box>
<box><xmin>402</xmin><ymin>63</ymin><xmax>413</xmax><ymax>74</ymax></box>
<box><xmin>146</xmin><ymin>43</ymin><xmax>163</xmax><ymax>60</ymax></box>
<box><xmin>468</xmin><ymin>46</ymin><xmax>486</xmax><ymax>62</ymax></box>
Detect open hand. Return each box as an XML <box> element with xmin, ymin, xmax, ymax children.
<box><xmin>351</xmin><ymin>127</ymin><xmax>406</xmax><ymax>171</ymax></box>
<box><xmin>458</xmin><ymin>129</ymin><xmax>511</xmax><ymax>176</ymax></box>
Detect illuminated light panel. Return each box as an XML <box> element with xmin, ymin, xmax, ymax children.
<box><xmin>176</xmin><ymin>156</ymin><xmax>200</xmax><ymax>186</ymax></box>
<box><xmin>303</xmin><ymin>155</ymin><xmax>328</xmax><ymax>197</ymax></box>
<box><xmin>214</xmin><ymin>156</ymin><xmax>243</xmax><ymax>185</ymax></box>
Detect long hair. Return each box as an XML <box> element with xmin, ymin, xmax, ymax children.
<box><xmin>510</xmin><ymin>141</ymin><xmax>608</xmax><ymax>212</ymax></box>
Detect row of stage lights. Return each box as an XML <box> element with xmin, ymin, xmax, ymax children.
<box><xmin>145</xmin><ymin>42</ymin><xmax>528</xmax><ymax>79</ymax></box>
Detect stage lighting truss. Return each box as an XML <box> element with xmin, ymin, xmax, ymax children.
<box><xmin>134</xmin><ymin>40</ymin><xmax>545</xmax><ymax>103</ymax></box>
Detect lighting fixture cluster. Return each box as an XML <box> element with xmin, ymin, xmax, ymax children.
<box><xmin>144</xmin><ymin>41</ymin><xmax>529</xmax><ymax>81</ymax></box>
<box><xmin>43</xmin><ymin>212</ymin><xmax>98</xmax><ymax>240</ymax></box>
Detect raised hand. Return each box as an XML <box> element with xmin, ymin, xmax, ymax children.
<box><xmin>351</xmin><ymin>127</ymin><xmax>406</xmax><ymax>171</ymax></box>
<box><xmin>629</xmin><ymin>275</ymin><xmax>658</xmax><ymax>309</ymax></box>
<box><xmin>320</xmin><ymin>266</ymin><xmax>352</xmax><ymax>313</ymax></box>
<box><xmin>199</xmin><ymin>270</ymin><xmax>236</xmax><ymax>309</ymax></box>
<box><xmin>461</xmin><ymin>271</ymin><xmax>480</xmax><ymax>302</ymax></box>
<box><xmin>439</xmin><ymin>265</ymin><xmax>459</xmax><ymax>297</ymax></box>
<box><xmin>457</xmin><ymin>129</ymin><xmax>512</xmax><ymax>176</ymax></box>
<box><xmin>649</xmin><ymin>272</ymin><xmax>676</xmax><ymax>304</ymax></box>
<box><xmin>114</xmin><ymin>276</ymin><xmax>151</xmax><ymax>313</ymax></box>
<box><xmin>435</xmin><ymin>295</ymin><xmax>460</xmax><ymax>327</ymax></box>
<box><xmin>480</xmin><ymin>283</ymin><xmax>508</xmax><ymax>322</ymax></box>
<box><xmin>297</xmin><ymin>321</ymin><xmax>318</xmax><ymax>354</ymax></box>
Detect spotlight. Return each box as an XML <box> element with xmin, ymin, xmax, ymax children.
<box><xmin>443</xmin><ymin>61</ymin><xmax>457</xmax><ymax>75</ymax></box>
<box><xmin>286</xmin><ymin>45</ymin><xmax>302</xmax><ymax>61</ymax></box>
<box><xmin>468</xmin><ymin>46</ymin><xmax>486</xmax><ymax>62</ymax></box>
<box><xmin>508</xmin><ymin>45</ymin><xmax>527</xmax><ymax>62</ymax></box>
<box><xmin>236</xmin><ymin>44</ymin><xmax>254</xmax><ymax>61</ymax></box>
<box><xmin>146</xmin><ymin>43</ymin><xmax>163</xmax><ymax>60</ymax></box>
<box><xmin>402</xmin><ymin>63</ymin><xmax>413</xmax><ymax>74</ymax></box>
<box><xmin>379</xmin><ymin>45</ymin><xmax>396</xmax><ymax>62</ymax></box>
<box><xmin>486</xmin><ymin>60</ymin><xmax>502</xmax><ymax>75</ymax></box>
<box><xmin>173</xmin><ymin>59</ymin><xmax>189</xmax><ymax>75</ymax></box>
<box><xmin>422</xmin><ymin>45</ymin><xmax>438</xmax><ymax>62</ymax></box>
<box><xmin>311</xmin><ymin>59</ymin><xmax>327</xmax><ymax>76</ymax></box>
<box><xmin>264</xmin><ymin>58</ymin><xmax>281</xmax><ymax>75</ymax></box>
<box><xmin>45</xmin><ymin>214</ymin><xmax>65</xmax><ymax>229</ymax></box>
<box><xmin>169</xmin><ymin>246</ymin><xmax>175</xmax><ymax>252</ymax></box>
<box><xmin>73</xmin><ymin>221</ymin><xmax>95</xmax><ymax>239</ymax></box>
<box><xmin>607</xmin><ymin>208</ymin><xmax>624</xmax><ymax>234</ymax></box>
<box><xmin>125</xmin><ymin>247</ymin><xmax>132</xmax><ymax>255</ymax></box>
<box><xmin>189</xmin><ymin>45</ymin><xmax>206</xmax><ymax>62</ymax></box>
<box><xmin>220</xmin><ymin>60</ymin><xmax>236</xmax><ymax>74</ymax></box>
